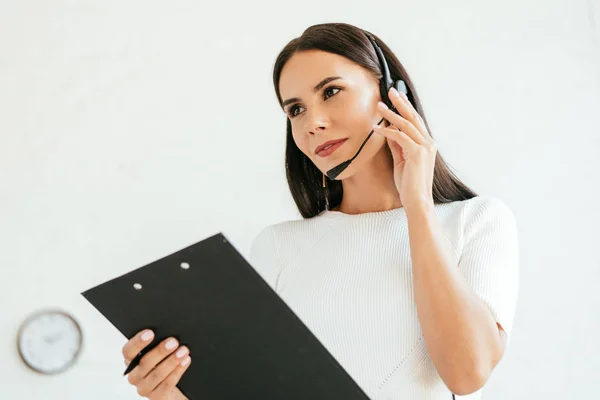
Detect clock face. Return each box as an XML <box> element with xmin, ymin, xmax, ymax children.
<box><xmin>18</xmin><ymin>310</ymin><xmax>83</xmax><ymax>374</ymax></box>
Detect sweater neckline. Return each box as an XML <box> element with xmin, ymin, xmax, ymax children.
<box><xmin>319</xmin><ymin>206</ymin><xmax>408</xmax><ymax>220</ymax></box>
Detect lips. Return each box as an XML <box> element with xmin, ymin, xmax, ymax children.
<box><xmin>315</xmin><ymin>139</ymin><xmax>347</xmax><ymax>154</ymax></box>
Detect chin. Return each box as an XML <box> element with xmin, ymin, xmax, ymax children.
<box><xmin>324</xmin><ymin>141</ymin><xmax>386</xmax><ymax>181</ymax></box>
<box><xmin>319</xmin><ymin>158</ymin><xmax>347</xmax><ymax>181</ymax></box>
<box><xmin>323</xmin><ymin>163</ymin><xmax>354</xmax><ymax>181</ymax></box>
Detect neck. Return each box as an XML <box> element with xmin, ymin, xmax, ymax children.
<box><xmin>332</xmin><ymin>146</ymin><xmax>402</xmax><ymax>215</ymax></box>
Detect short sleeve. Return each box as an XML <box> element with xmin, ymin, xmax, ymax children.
<box><xmin>248</xmin><ymin>225</ymin><xmax>281</xmax><ymax>292</ymax></box>
<box><xmin>458</xmin><ymin>197</ymin><xmax>520</xmax><ymax>337</ymax></box>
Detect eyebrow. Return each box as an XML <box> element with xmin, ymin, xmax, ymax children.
<box><xmin>281</xmin><ymin>76</ymin><xmax>343</xmax><ymax>108</ymax></box>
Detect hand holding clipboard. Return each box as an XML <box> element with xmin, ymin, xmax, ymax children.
<box><xmin>121</xmin><ymin>329</ymin><xmax>190</xmax><ymax>399</ymax></box>
<box><xmin>81</xmin><ymin>232</ymin><xmax>371</xmax><ymax>399</ymax></box>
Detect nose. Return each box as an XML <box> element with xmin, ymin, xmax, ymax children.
<box><xmin>304</xmin><ymin>108</ymin><xmax>330</xmax><ymax>135</ymax></box>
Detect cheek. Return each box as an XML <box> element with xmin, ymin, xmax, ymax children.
<box><xmin>291</xmin><ymin>129</ymin><xmax>311</xmax><ymax>156</ymax></box>
<box><xmin>344</xmin><ymin>92</ymin><xmax>378</xmax><ymax>128</ymax></box>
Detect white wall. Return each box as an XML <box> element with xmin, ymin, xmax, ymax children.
<box><xmin>1</xmin><ymin>0</ymin><xmax>599</xmax><ymax>398</ymax></box>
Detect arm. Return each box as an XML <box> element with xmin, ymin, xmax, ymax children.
<box><xmin>406</xmin><ymin>202</ymin><xmax>509</xmax><ymax>396</ymax></box>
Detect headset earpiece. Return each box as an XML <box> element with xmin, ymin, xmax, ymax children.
<box><xmin>365</xmin><ymin>32</ymin><xmax>409</xmax><ymax>109</ymax></box>
<box><xmin>394</xmin><ymin>80</ymin><xmax>408</xmax><ymax>96</ymax></box>
<box><xmin>384</xmin><ymin>80</ymin><xmax>409</xmax><ymax>111</ymax></box>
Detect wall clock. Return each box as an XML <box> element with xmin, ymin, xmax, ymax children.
<box><xmin>17</xmin><ymin>309</ymin><xmax>83</xmax><ymax>374</ymax></box>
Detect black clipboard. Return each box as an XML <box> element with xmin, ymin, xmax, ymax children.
<box><xmin>81</xmin><ymin>232</ymin><xmax>371</xmax><ymax>400</ymax></box>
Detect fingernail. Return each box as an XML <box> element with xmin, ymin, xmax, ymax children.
<box><xmin>176</xmin><ymin>347</ymin><xmax>189</xmax><ymax>358</ymax></box>
<box><xmin>166</xmin><ymin>338</ymin><xmax>178</xmax><ymax>350</ymax></box>
<box><xmin>390</xmin><ymin>87</ymin><xmax>399</xmax><ymax>97</ymax></box>
<box><xmin>181</xmin><ymin>356</ymin><xmax>191</xmax><ymax>366</ymax></box>
<box><xmin>377</xmin><ymin>102</ymin><xmax>388</xmax><ymax>111</ymax></box>
<box><xmin>141</xmin><ymin>330</ymin><xmax>154</xmax><ymax>341</ymax></box>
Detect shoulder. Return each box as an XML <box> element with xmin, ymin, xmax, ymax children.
<box><xmin>463</xmin><ymin>195</ymin><xmax>516</xmax><ymax>220</ymax></box>
<box><xmin>247</xmin><ymin>222</ymin><xmax>287</xmax><ymax>290</ymax></box>
<box><xmin>459</xmin><ymin>195</ymin><xmax>518</xmax><ymax>238</ymax></box>
<box><xmin>248</xmin><ymin>217</ymin><xmax>328</xmax><ymax>291</ymax></box>
<box><xmin>250</xmin><ymin>214</ymin><xmax>332</xmax><ymax>253</ymax></box>
<box><xmin>248</xmin><ymin>222</ymin><xmax>280</xmax><ymax>263</ymax></box>
<box><xmin>437</xmin><ymin>195</ymin><xmax>517</xmax><ymax>231</ymax></box>
<box><xmin>249</xmin><ymin>219</ymin><xmax>299</xmax><ymax>252</ymax></box>
<box><xmin>446</xmin><ymin>195</ymin><xmax>520</xmax><ymax>266</ymax></box>
<box><xmin>432</xmin><ymin>196</ymin><xmax>518</xmax><ymax>260</ymax></box>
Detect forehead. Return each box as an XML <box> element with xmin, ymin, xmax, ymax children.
<box><xmin>279</xmin><ymin>50</ymin><xmax>371</xmax><ymax>98</ymax></box>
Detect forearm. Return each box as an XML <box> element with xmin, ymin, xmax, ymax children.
<box><xmin>406</xmin><ymin>203</ymin><xmax>504</xmax><ymax>395</ymax></box>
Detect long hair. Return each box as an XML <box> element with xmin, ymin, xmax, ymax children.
<box><xmin>272</xmin><ymin>22</ymin><xmax>477</xmax><ymax>218</ymax></box>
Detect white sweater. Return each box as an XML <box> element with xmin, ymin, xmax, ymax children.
<box><xmin>249</xmin><ymin>195</ymin><xmax>519</xmax><ymax>400</ymax></box>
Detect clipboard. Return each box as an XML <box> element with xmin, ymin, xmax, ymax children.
<box><xmin>81</xmin><ymin>232</ymin><xmax>371</xmax><ymax>399</ymax></box>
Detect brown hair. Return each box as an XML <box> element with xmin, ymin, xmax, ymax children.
<box><xmin>273</xmin><ymin>22</ymin><xmax>477</xmax><ymax>218</ymax></box>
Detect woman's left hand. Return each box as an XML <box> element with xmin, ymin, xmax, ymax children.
<box><xmin>372</xmin><ymin>87</ymin><xmax>437</xmax><ymax>213</ymax></box>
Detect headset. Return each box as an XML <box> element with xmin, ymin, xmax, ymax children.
<box><xmin>324</xmin><ymin>32</ymin><xmax>409</xmax><ymax>180</ymax></box>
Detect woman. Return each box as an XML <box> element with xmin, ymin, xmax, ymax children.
<box><xmin>121</xmin><ymin>22</ymin><xmax>519</xmax><ymax>400</ymax></box>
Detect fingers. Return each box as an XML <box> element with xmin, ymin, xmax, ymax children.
<box><xmin>135</xmin><ymin>346</ymin><xmax>191</xmax><ymax>398</ymax></box>
<box><xmin>151</xmin><ymin>357</ymin><xmax>192</xmax><ymax>399</ymax></box>
<box><xmin>122</xmin><ymin>330</ymin><xmax>193</xmax><ymax>399</ymax></box>
<box><xmin>390</xmin><ymin>88</ymin><xmax>431</xmax><ymax>137</ymax></box>
<box><xmin>127</xmin><ymin>337</ymin><xmax>181</xmax><ymax>385</ymax></box>
<box><xmin>372</xmin><ymin>125</ymin><xmax>419</xmax><ymax>155</ymax></box>
<box><xmin>122</xmin><ymin>329</ymin><xmax>155</xmax><ymax>363</ymax></box>
<box><xmin>377</xmin><ymin>101</ymin><xmax>427</xmax><ymax>146</ymax></box>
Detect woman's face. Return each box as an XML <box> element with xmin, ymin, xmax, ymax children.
<box><xmin>278</xmin><ymin>50</ymin><xmax>388</xmax><ymax>180</ymax></box>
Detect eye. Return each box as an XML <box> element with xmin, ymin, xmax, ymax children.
<box><xmin>288</xmin><ymin>105</ymin><xmax>303</xmax><ymax>118</ymax></box>
<box><xmin>323</xmin><ymin>86</ymin><xmax>341</xmax><ymax>99</ymax></box>
<box><xmin>287</xmin><ymin>86</ymin><xmax>342</xmax><ymax>119</ymax></box>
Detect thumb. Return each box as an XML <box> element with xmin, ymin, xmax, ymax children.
<box><xmin>387</xmin><ymin>137</ymin><xmax>406</xmax><ymax>166</ymax></box>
